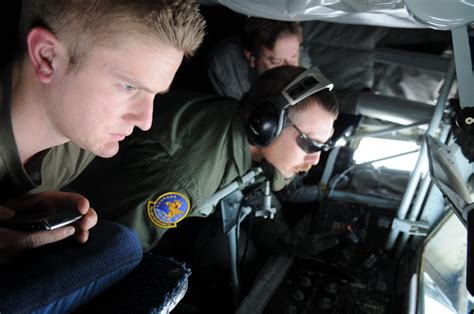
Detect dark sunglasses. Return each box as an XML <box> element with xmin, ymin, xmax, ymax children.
<box><xmin>289</xmin><ymin>121</ymin><xmax>333</xmax><ymax>153</ymax></box>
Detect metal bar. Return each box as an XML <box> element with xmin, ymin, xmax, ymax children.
<box><xmin>375</xmin><ymin>48</ymin><xmax>451</xmax><ymax>73</ymax></box>
<box><xmin>451</xmin><ymin>26</ymin><xmax>474</xmax><ymax>109</ymax></box>
<box><xmin>329</xmin><ymin>191</ymin><xmax>400</xmax><ymax>209</ymax></box>
<box><xmin>385</xmin><ymin>59</ymin><xmax>456</xmax><ymax>250</ymax></box>
<box><xmin>394</xmin><ymin>173</ymin><xmax>431</xmax><ymax>255</ymax></box>
<box><xmin>408</xmin><ymin>274</ymin><xmax>418</xmax><ymax>314</ymax></box>
<box><xmin>215</xmin><ymin>168</ymin><xmax>263</xmax><ymax>205</ymax></box>
<box><xmin>214</xmin><ymin>168</ymin><xmax>265</xmax><ymax>309</ymax></box>
<box><xmin>395</xmin><ymin>125</ymin><xmax>451</xmax><ymax>257</ymax></box>
<box><xmin>360</xmin><ymin>149</ymin><xmax>420</xmax><ymax>165</ymax></box>
<box><xmin>197</xmin><ymin>167</ymin><xmax>263</xmax><ymax>216</ymax></box>
<box><xmin>346</xmin><ymin>120</ymin><xmax>429</xmax><ymax>141</ymax></box>
<box><xmin>320</xmin><ymin>146</ymin><xmax>341</xmax><ymax>194</ymax></box>
<box><xmin>227</xmin><ymin>227</ymin><xmax>240</xmax><ymax>307</ymax></box>
<box><xmin>357</xmin><ymin>92</ymin><xmax>435</xmax><ymax>125</ymax></box>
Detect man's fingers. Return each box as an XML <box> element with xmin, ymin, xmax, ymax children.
<box><xmin>5</xmin><ymin>191</ymin><xmax>90</xmax><ymax>215</ymax></box>
<box><xmin>15</xmin><ymin>226</ymin><xmax>75</xmax><ymax>249</ymax></box>
<box><xmin>76</xmin><ymin>230</ymin><xmax>89</xmax><ymax>244</ymax></box>
<box><xmin>33</xmin><ymin>191</ymin><xmax>90</xmax><ymax>214</ymax></box>
<box><xmin>71</xmin><ymin>195</ymin><xmax>90</xmax><ymax>215</ymax></box>
<box><xmin>78</xmin><ymin>208</ymin><xmax>97</xmax><ymax>232</ymax></box>
<box><xmin>74</xmin><ymin>208</ymin><xmax>96</xmax><ymax>244</ymax></box>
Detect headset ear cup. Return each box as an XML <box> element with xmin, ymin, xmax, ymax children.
<box><xmin>247</xmin><ymin>100</ymin><xmax>279</xmax><ymax>146</ymax></box>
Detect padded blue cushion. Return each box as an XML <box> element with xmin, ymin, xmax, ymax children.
<box><xmin>77</xmin><ymin>253</ymin><xmax>191</xmax><ymax>313</ymax></box>
<box><xmin>0</xmin><ymin>221</ymin><xmax>143</xmax><ymax>313</ymax></box>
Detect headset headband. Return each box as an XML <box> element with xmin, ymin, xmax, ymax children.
<box><xmin>274</xmin><ymin>67</ymin><xmax>334</xmax><ymax>140</ymax></box>
<box><xmin>282</xmin><ymin>67</ymin><xmax>334</xmax><ymax>108</ymax></box>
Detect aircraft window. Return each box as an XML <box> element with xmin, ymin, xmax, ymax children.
<box><xmin>419</xmin><ymin>213</ymin><xmax>474</xmax><ymax>313</ymax></box>
<box><xmin>423</xmin><ymin>272</ymin><xmax>457</xmax><ymax>314</ymax></box>
<box><xmin>353</xmin><ymin>137</ymin><xmax>421</xmax><ymax>171</ymax></box>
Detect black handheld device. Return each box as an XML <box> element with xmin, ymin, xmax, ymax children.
<box><xmin>0</xmin><ymin>208</ymin><xmax>82</xmax><ymax>231</ymax></box>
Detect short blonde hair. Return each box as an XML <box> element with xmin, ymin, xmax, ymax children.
<box><xmin>19</xmin><ymin>0</ymin><xmax>206</xmax><ymax>65</ymax></box>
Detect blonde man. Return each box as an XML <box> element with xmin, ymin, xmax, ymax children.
<box><xmin>0</xmin><ymin>0</ymin><xmax>205</xmax><ymax>312</ymax></box>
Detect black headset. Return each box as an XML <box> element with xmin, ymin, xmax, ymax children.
<box><xmin>244</xmin><ymin>67</ymin><xmax>334</xmax><ymax>147</ymax></box>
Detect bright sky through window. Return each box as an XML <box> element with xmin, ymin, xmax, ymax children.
<box><xmin>353</xmin><ymin>137</ymin><xmax>421</xmax><ymax>171</ymax></box>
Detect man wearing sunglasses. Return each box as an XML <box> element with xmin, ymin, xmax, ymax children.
<box><xmin>69</xmin><ymin>65</ymin><xmax>339</xmax><ymax>254</ymax></box>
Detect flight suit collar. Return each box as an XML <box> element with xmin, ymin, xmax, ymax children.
<box><xmin>0</xmin><ymin>62</ymin><xmax>40</xmax><ymax>198</ymax></box>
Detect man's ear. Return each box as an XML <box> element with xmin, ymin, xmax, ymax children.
<box><xmin>243</xmin><ymin>49</ymin><xmax>256</xmax><ymax>68</ymax></box>
<box><xmin>27</xmin><ymin>27</ymin><xmax>65</xmax><ymax>84</ymax></box>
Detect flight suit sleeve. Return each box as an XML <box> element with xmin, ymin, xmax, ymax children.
<box><xmin>89</xmin><ymin>139</ymin><xmax>198</xmax><ymax>252</ymax></box>
<box><xmin>208</xmin><ymin>51</ymin><xmax>243</xmax><ymax>99</ymax></box>
<box><xmin>207</xmin><ymin>40</ymin><xmax>251</xmax><ymax>99</ymax></box>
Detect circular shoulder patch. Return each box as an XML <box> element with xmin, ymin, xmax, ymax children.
<box><xmin>147</xmin><ymin>192</ymin><xmax>190</xmax><ymax>228</ymax></box>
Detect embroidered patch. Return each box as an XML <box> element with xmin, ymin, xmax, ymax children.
<box><xmin>147</xmin><ymin>192</ymin><xmax>190</xmax><ymax>228</ymax></box>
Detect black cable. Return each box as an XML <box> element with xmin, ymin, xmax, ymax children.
<box><xmin>308</xmin><ymin>199</ymin><xmax>322</xmax><ymax>235</ymax></box>
<box><xmin>302</xmin><ymin>256</ymin><xmax>360</xmax><ymax>283</ymax></box>
<box><xmin>235</xmin><ymin>200</ymin><xmax>255</xmax><ymax>287</ymax></box>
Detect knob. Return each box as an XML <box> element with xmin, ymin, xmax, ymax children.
<box><xmin>292</xmin><ymin>289</ymin><xmax>305</xmax><ymax>302</ymax></box>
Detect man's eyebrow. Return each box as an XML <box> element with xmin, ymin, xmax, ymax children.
<box><xmin>117</xmin><ymin>74</ymin><xmax>162</xmax><ymax>94</ymax></box>
<box><xmin>307</xmin><ymin>132</ymin><xmax>327</xmax><ymax>144</ymax></box>
<box><xmin>303</xmin><ymin>126</ymin><xmax>331</xmax><ymax>144</ymax></box>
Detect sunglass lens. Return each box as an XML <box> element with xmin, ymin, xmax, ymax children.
<box><xmin>296</xmin><ymin>134</ymin><xmax>331</xmax><ymax>153</ymax></box>
<box><xmin>296</xmin><ymin>135</ymin><xmax>315</xmax><ymax>153</ymax></box>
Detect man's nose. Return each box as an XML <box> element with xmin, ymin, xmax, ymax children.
<box><xmin>125</xmin><ymin>96</ymin><xmax>154</xmax><ymax>131</ymax></box>
<box><xmin>305</xmin><ymin>151</ymin><xmax>321</xmax><ymax>166</ymax></box>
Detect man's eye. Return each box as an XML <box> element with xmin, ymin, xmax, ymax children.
<box><xmin>121</xmin><ymin>84</ymin><xmax>135</xmax><ymax>92</ymax></box>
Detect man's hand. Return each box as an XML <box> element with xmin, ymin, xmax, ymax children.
<box><xmin>0</xmin><ymin>191</ymin><xmax>98</xmax><ymax>249</ymax></box>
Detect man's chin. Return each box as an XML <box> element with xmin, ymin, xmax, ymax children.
<box><xmin>92</xmin><ymin>142</ymin><xmax>120</xmax><ymax>158</ymax></box>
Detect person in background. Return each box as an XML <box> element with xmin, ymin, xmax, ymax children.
<box><xmin>208</xmin><ymin>17</ymin><xmax>311</xmax><ymax>100</ymax></box>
